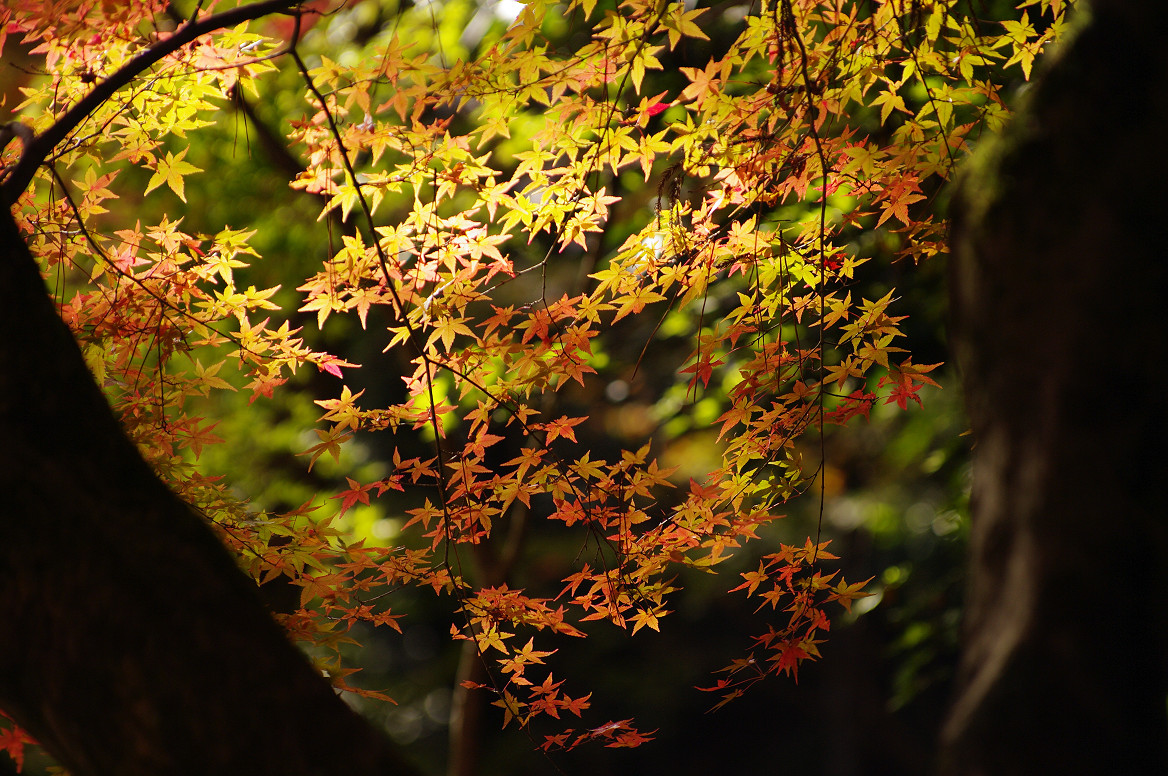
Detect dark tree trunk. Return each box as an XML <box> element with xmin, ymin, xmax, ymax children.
<box><xmin>944</xmin><ymin>1</ymin><xmax>1168</xmax><ymax>773</ymax></box>
<box><xmin>0</xmin><ymin>205</ymin><xmax>417</xmax><ymax>774</ymax></box>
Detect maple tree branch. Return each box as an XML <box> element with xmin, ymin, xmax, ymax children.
<box><xmin>286</xmin><ymin>24</ymin><xmax>469</xmax><ymax>570</ymax></box>
<box><xmin>0</xmin><ymin>0</ymin><xmax>301</xmax><ymax>206</ymax></box>
<box><xmin>782</xmin><ymin>0</ymin><xmax>831</xmax><ymax>561</ymax></box>
<box><xmin>45</xmin><ymin>164</ymin><xmax>270</xmax><ymax>363</ymax></box>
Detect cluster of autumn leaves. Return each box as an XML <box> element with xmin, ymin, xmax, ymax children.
<box><xmin>0</xmin><ymin>0</ymin><xmax>1068</xmax><ymax>761</ymax></box>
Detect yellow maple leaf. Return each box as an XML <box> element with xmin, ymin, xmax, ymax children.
<box><xmin>144</xmin><ymin>149</ymin><xmax>202</xmax><ymax>202</ymax></box>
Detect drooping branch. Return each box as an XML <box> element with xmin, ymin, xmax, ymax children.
<box><xmin>0</xmin><ymin>0</ymin><xmax>301</xmax><ymax>206</ymax></box>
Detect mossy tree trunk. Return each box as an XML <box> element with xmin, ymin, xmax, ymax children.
<box><xmin>944</xmin><ymin>1</ymin><xmax>1168</xmax><ymax>772</ymax></box>
<box><xmin>0</xmin><ymin>205</ymin><xmax>417</xmax><ymax>775</ymax></box>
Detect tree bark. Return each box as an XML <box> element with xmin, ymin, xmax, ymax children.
<box><xmin>943</xmin><ymin>1</ymin><xmax>1168</xmax><ymax>773</ymax></box>
<box><xmin>0</xmin><ymin>206</ymin><xmax>418</xmax><ymax>774</ymax></box>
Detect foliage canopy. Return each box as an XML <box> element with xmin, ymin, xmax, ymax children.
<box><xmin>0</xmin><ymin>0</ymin><xmax>1067</xmax><ymax>766</ymax></box>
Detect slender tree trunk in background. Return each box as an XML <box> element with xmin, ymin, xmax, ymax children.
<box><xmin>944</xmin><ymin>1</ymin><xmax>1168</xmax><ymax>772</ymax></box>
<box><xmin>0</xmin><ymin>206</ymin><xmax>417</xmax><ymax>775</ymax></box>
<box><xmin>449</xmin><ymin>639</ymin><xmax>489</xmax><ymax>776</ymax></box>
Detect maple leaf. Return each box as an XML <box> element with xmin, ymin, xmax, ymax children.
<box><xmin>630</xmin><ymin>607</ymin><xmax>664</xmax><ymax>634</ymax></box>
<box><xmin>540</xmin><ymin>415</ymin><xmax>585</xmax><ymax>444</ymax></box>
<box><xmin>427</xmin><ymin>315</ymin><xmax>474</xmax><ymax>351</ymax></box>
<box><xmin>332</xmin><ymin>477</ymin><xmax>378</xmax><ymax>517</ymax></box>
<box><xmin>541</xmin><ymin>732</ymin><xmax>574</xmax><ymax>751</ymax></box>
<box><xmin>870</xmin><ymin>81</ymin><xmax>909</xmax><ymax>124</ymax></box>
<box><xmin>876</xmin><ymin>176</ymin><xmax>927</xmax><ymax>227</ymax></box>
<box><xmin>315</xmin><ymin>354</ymin><xmax>357</xmax><ymax>379</ymax></box>
<box><xmin>0</xmin><ymin>720</ymin><xmax>34</xmax><ymax>773</ymax></box>
<box><xmin>679</xmin><ymin>60</ymin><xmax>722</xmax><ymax>106</ymax></box>
<box><xmin>478</xmin><ymin>626</ymin><xmax>513</xmax><ymax>654</ymax></box>
<box><xmin>886</xmin><ymin>376</ymin><xmax>924</xmax><ymax>409</ymax></box>
<box><xmin>663</xmin><ymin>6</ymin><xmax>709</xmax><ymax>49</ymax></box>
<box><xmin>300</xmin><ymin>427</ymin><xmax>353</xmax><ymax>472</ymax></box>
<box><xmin>558</xmin><ymin>692</ymin><xmax>592</xmax><ymax>717</ymax></box>
<box><xmin>491</xmin><ymin>691</ymin><xmax>527</xmax><ymax>728</ymax></box>
<box><xmin>772</xmin><ymin>641</ymin><xmax>810</xmax><ymax>680</ymax></box>
<box><xmin>829</xmin><ymin>577</ymin><xmax>874</xmax><ymax>613</ymax></box>
<box><xmin>730</xmin><ymin>562</ymin><xmax>769</xmax><ymax>596</ymax></box>
<box><xmin>143</xmin><ymin>149</ymin><xmax>202</xmax><ymax>203</ymax></box>
<box><xmin>193</xmin><ymin>359</ymin><xmax>235</xmax><ymax>393</ymax></box>
<box><xmin>680</xmin><ymin>354</ymin><xmax>724</xmax><ymax>389</ymax></box>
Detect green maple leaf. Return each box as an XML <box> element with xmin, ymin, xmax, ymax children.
<box><xmin>144</xmin><ymin>149</ymin><xmax>202</xmax><ymax>202</ymax></box>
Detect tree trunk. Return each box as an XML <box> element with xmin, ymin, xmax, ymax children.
<box><xmin>943</xmin><ymin>1</ymin><xmax>1168</xmax><ymax>773</ymax></box>
<box><xmin>0</xmin><ymin>205</ymin><xmax>417</xmax><ymax>774</ymax></box>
